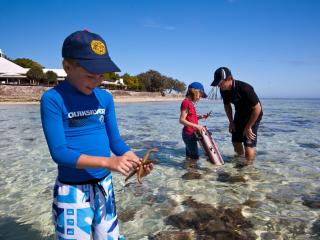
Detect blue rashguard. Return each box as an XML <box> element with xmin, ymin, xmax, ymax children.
<box><xmin>41</xmin><ymin>80</ymin><xmax>130</xmax><ymax>183</ymax></box>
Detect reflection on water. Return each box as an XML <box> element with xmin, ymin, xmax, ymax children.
<box><xmin>0</xmin><ymin>99</ymin><xmax>320</xmax><ymax>239</ymax></box>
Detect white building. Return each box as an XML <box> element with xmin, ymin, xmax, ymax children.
<box><xmin>0</xmin><ymin>49</ymin><xmax>126</xmax><ymax>88</ymax></box>
<box><xmin>0</xmin><ymin>49</ymin><xmax>66</xmax><ymax>85</ymax></box>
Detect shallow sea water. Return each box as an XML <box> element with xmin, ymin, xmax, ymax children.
<box><xmin>0</xmin><ymin>99</ymin><xmax>319</xmax><ymax>239</ymax></box>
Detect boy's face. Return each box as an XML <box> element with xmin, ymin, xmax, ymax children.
<box><xmin>63</xmin><ymin>60</ymin><xmax>104</xmax><ymax>95</ymax></box>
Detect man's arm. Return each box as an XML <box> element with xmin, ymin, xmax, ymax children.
<box><xmin>244</xmin><ymin>102</ymin><xmax>262</xmax><ymax>140</ymax></box>
<box><xmin>224</xmin><ymin>103</ymin><xmax>235</xmax><ymax>133</ymax></box>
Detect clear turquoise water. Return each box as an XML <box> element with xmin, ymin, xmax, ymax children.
<box><xmin>0</xmin><ymin>99</ymin><xmax>319</xmax><ymax>239</ymax></box>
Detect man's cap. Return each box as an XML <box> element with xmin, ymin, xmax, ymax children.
<box><xmin>188</xmin><ymin>82</ymin><xmax>207</xmax><ymax>98</ymax></box>
<box><xmin>211</xmin><ymin>67</ymin><xmax>232</xmax><ymax>86</ymax></box>
<box><xmin>62</xmin><ymin>30</ymin><xmax>120</xmax><ymax>74</ymax></box>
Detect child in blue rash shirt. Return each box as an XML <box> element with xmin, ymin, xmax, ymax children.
<box><xmin>41</xmin><ymin>30</ymin><xmax>153</xmax><ymax>240</ymax></box>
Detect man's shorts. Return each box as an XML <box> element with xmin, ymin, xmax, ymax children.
<box><xmin>232</xmin><ymin>116</ymin><xmax>261</xmax><ymax>147</ymax></box>
<box><xmin>52</xmin><ymin>173</ymin><xmax>125</xmax><ymax>240</ymax></box>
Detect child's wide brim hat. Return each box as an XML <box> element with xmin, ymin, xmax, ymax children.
<box><xmin>62</xmin><ymin>30</ymin><xmax>120</xmax><ymax>74</ymax></box>
<box><xmin>188</xmin><ymin>82</ymin><xmax>207</xmax><ymax>98</ymax></box>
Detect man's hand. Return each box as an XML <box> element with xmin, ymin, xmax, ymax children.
<box><xmin>229</xmin><ymin>121</ymin><xmax>236</xmax><ymax>133</ymax></box>
<box><xmin>244</xmin><ymin>127</ymin><xmax>256</xmax><ymax>140</ymax></box>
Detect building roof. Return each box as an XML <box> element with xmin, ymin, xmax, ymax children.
<box><xmin>43</xmin><ymin>69</ymin><xmax>67</xmax><ymax>78</ymax></box>
<box><xmin>0</xmin><ymin>57</ymin><xmax>27</xmax><ymax>75</ymax></box>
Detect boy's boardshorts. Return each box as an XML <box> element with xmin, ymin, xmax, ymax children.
<box><xmin>52</xmin><ymin>173</ymin><xmax>125</xmax><ymax>240</ymax></box>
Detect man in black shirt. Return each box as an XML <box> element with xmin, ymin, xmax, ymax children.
<box><xmin>211</xmin><ymin>67</ymin><xmax>263</xmax><ymax>164</ymax></box>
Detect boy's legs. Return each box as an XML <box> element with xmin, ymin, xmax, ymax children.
<box><xmin>52</xmin><ymin>181</ymin><xmax>94</xmax><ymax>240</ymax></box>
<box><xmin>53</xmin><ymin>174</ymin><xmax>122</xmax><ymax>240</ymax></box>
<box><xmin>92</xmin><ymin>175</ymin><xmax>121</xmax><ymax>240</ymax></box>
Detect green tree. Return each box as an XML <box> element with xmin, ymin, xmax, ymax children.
<box><xmin>103</xmin><ymin>72</ymin><xmax>120</xmax><ymax>81</ymax></box>
<box><xmin>45</xmin><ymin>71</ymin><xmax>58</xmax><ymax>86</ymax></box>
<box><xmin>174</xmin><ymin>80</ymin><xmax>186</xmax><ymax>93</ymax></box>
<box><xmin>122</xmin><ymin>73</ymin><xmax>141</xmax><ymax>90</ymax></box>
<box><xmin>137</xmin><ymin>70</ymin><xmax>163</xmax><ymax>92</ymax></box>
<box><xmin>13</xmin><ymin>58</ymin><xmax>44</xmax><ymax>69</ymax></box>
<box><xmin>26</xmin><ymin>66</ymin><xmax>46</xmax><ymax>85</ymax></box>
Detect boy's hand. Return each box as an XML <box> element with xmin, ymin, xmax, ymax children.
<box><xmin>107</xmin><ymin>155</ymin><xmax>141</xmax><ymax>176</ymax></box>
<box><xmin>125</xmin><ymin>150</ymin><xmax>154</xmax><ymax>176</ymax></box>
<box><xmin>137</xmin><ymin>161</ymin><xmax>154</xmax><ymax>177</ymax></box>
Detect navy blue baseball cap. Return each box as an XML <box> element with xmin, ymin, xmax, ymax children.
<box><xmin>211</xmin><ymin>67</ymin><xmax>232</xmax><ymax>86</ymax></box>
<box><xmin>188</xmin><ymin>82</ymin><xmax>207</xmax><ymax>98</ymax></box>
<box><xmin>62</xmin><ymin>30</ymin><xmax>120</xmax><ymax>74</ymax></box>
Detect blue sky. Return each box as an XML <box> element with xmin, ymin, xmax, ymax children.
<box><xmin>1</xmin><ymin>0</ymin><xmax>319</xmax><ymax>98</ymax></box>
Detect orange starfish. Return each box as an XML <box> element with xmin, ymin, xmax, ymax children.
<box><xmin>125</xmin><ymin>148</ymin><xmax>158</xmax><ymax>184</ymax></box>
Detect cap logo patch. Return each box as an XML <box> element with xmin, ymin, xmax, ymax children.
<box><xmin>91</xmin><ymin>40</ymin><xmax>106</xmax><ymax>55</ymax></box>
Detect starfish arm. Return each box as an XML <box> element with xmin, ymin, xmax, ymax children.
<box><xmin>125</xmin><ymin>170</ymin><xmax>137</xmax><ymax>182</ymax></box>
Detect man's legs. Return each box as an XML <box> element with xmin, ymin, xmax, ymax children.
<box><xmin>245</xmin><ymin>146</ymin><xmax>255</xmax><ymax>163</ymax></box>
<box><xmin>232</xmin><ymin>142</ymin><xmax>244</xmax><ymax>156</ymax></box>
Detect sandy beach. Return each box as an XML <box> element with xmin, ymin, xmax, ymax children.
<box><xmin>0</xmin><ymin>85</ymin><xmax>184</xmax><ymax>103</ymax></box>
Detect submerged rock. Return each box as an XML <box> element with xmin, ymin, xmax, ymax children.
<box><xmin>165</xmin><ymin>197</ymin><xmax>256</xmax><ymax>239</ymax></box>
<box><xmin>117</xmin><ymin>208</ymin><xmax>137</xmax><ymax>222</ymax></box>
<box><xmin>302</xmin><ymin>194</ymin><xmax>320</xmax><ymax>209</ymax></box>
<box><xmin>260</xmin><ymin>231</ymin><xmax>281</xmax><ymax>240</ymax></box>
<box><xmin>311</xmin><ymin>219</ymin><xmax>320</xmax><ymax>238</ymax></box>
<box><xmin>217</xmin><ymin>171</ymin><xmax>246</xmax><ymax>183</ymax></box>
<box><xmin>182</xmin><ymin>171</ymin><xmax>202</xmax><ymax>180</ymax></box>
<box><xmin>149</xmin><ymin>230</ymin><xmax>194</xmax><ymax>240</ymax></box>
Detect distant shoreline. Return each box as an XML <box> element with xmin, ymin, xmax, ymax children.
<box><xmin>0</xmin><ymin>85</ymin><xmax>184</xmax><ymax>104</ymax></box>
<box><xmin>0</xmin><ymin>97</ymin><xmax>183</xmax><ymax>104</ymax></box>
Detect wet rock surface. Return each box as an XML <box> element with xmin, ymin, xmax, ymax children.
<box><xmin>302</xmin><ymin>194</ymin><xmax>320</xmax><ymax>209</ymax></box>
<box><xmin>117</xmin><ymin>208</ymin><xmax>137</xmax><ymax>222</ymax></box>
<box><xmin>149</xmin><ymin>230</ymin><xmax>194</xmax><ymax>240</ymax></box>
<box><xmin>311</xmin><ymin>219</ymin><xmax>320</xmax><ymax>239</ymax></box>
<box><xmin>165</xmin><ymin>197</ymin><xmax>256</xmax><ymax>240</ymax></box>
<box><xmin>217</xmin><ymin>171</ymin><xmax>246</xmax><ymax>183</ymax></box>
<box><xmin>182</xmin><ymin>171</ymin><xmax>202</xmax><ymax>180</ymax></box>
<box><xmin>260</xmin><ymin>231</ymin><xmax>282</xmax><ymax>240</ymax></box>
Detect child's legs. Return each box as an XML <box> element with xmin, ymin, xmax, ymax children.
<box><xmin>52</xmin><ymin>181</ymin><xmax>94</xmax><ymax>240</ymax></box>
<box><xmin>92</xmin><ymin>175</ymin><xmax>122</xmax><ymax>240</ymax></box>
<box><xmin>182</xmin><ymin>132</ymin><xmax>199</xmax><ymax>159</ymax></box>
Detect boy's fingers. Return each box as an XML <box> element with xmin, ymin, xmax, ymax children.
<box><xmin>129</xmin><ymin>157</ymin><xmax>141</xmax><ymax>165</ymax></box>
<box><xmin>119</xmin><ymin>168</ymin><xmax>128</xmax><ymax>176</ymax></box>
<box><xmin>120</xmin><ymin>163</ymin><xmax>130</xmax><ymax>173</ymax></box>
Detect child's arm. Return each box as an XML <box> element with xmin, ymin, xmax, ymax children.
<box><xmin>179</xmin><ymin>109</ymin><xmax>204</xmax><ymax>132</ymax></box>
<box><xmin>76</xmin><ymin>154</ymin><xmax>141</xmax><ymax>176</ymax></box>
<box><xmin>197</xmin><ymin>111</ymin><xmax>212</xmax><ymax>120</ymax></box>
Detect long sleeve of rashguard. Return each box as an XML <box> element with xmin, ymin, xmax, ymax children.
<box><xmin>104</xmin><ymin>95</ymin><xmax>130</xmax><ymax>156</ymax></box>
<box><xmin>40</xmin><ymin>92</ymin><xmax>81</xmax><ymax>168</ymax></box>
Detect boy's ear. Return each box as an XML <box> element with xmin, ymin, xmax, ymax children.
<box><xmin>62</xmin><ymin>59</ymin><xmax>71</xmax><ymax>73</ymax></box>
